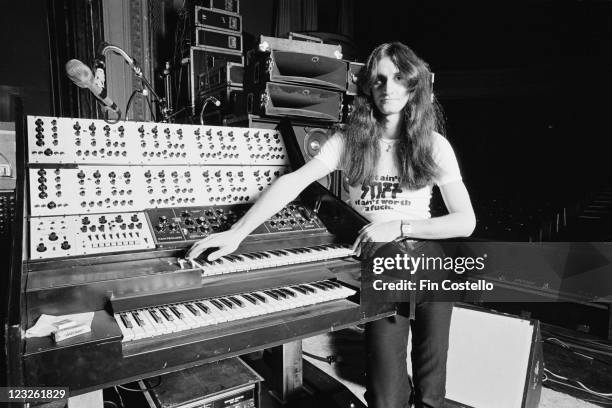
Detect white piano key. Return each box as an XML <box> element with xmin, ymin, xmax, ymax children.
<box><xmin>115</xmin><ymin>314</ymin><xmax>135</xmax><ymax>342</ymax></box>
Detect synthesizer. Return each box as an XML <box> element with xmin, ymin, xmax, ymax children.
<box><xmin>6</xmin><ymin>115</ymin><xmax>393</xmax><ymax>396</ymax></box>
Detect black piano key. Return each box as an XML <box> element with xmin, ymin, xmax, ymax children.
<box><xmin>185</xmin><ymin>303</ymin><xmax>200</xmax><ymax>316</ymax></box>
<box><xmin>210</xmin><ymin>299</ymin><xmax>225</xmax><ymax>310</ymax></box>
<box><xmin>252</xmin><ymin>292</ymin><xmax>267</xmax><ymax>303</ymax></box>
<box><xmin>195</xmin><ymin>302</ymin><xmax>210</xmax><ymax>314</ymax></box>
<box><xmin>272</xmin><ymin>289</ymin><xmax>287</xmax><ymax>299</ymax></box>
<box><xmin>219</xmin><ymin>298</ymin><xmax>234</xmax><ymax>308</ymax></box>
<box><xmin>170</xmin><ymin>306</ymin><xmax>183</xmax><ymax>319</ymax></box>
<box><xmin>228</xmin><ymin>296</ymin><xmax>243</xmax><ymax>307</ymax></box>
<box><xmin>321</xmin><ymin>280</ymin><xmax>340</xmax><ymax>289</ymax></box>
<box><xmin>291</xmin><ymin>285</ymin><xmax>308</xmax><ymax>294</ymax></box>
<box><xmin>120</xmin><ymin>313</ymin><xmax>132</xmax><ymax>328</ymax></box>
<box><xmin>280</xmin><ymin>288</ymin><xmax>296</xmax><ymax>297</ymax></box>
<box><xmin>242</xmin><ymin>294</ymin><xmax>258</xmax><ymax>305</ymax></box>
<box><xmin>326</xmin><ymin>280</ymin><xmax>342</xmax><ymax>288</ymax></box>
<box><xmin>298</xmin><ymin>284</ymin><xmax>315</xmax><ymax>293</ymax></box>
<box><xmin>159</xmin><ymin>307</ymin><xmax>174</xmax><ymax>321</ymax></box>
<box><xmin>132</xmin><ymin>312</ymin><xmax>144</xmax><ymax>326</ymax></box>
<box><xmin>264</xmin><ymin>290</ymin><xmax>279</xmax><ymax>300</ymax></box>
<box><xmin>149</xmin><ymin>309</ymin><xmax>161</xmax><ymax>323</ymax></box>
<box><xmin>311</xmin><ymin>282</ymin><xmax>329</xmax><ymax>291</ymax></box>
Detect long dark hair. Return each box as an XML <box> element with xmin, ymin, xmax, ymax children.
<box><xmin>341</xmin><ymin>42</ymin><xmax>446</xmax><ymax>189</ymax></box>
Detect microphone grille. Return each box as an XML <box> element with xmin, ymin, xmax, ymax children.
<box><xmin>65</xmin><ymin>59</ymin><xmax>93</xmax><ymax>88</ymax></box>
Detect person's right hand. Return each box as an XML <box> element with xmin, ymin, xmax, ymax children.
<box><xmin>184</xmin><ymin>229</ymin><xmax>246</xmax><ymax>261</ymax></box>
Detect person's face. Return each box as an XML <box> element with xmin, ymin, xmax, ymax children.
<box><xmin>370</xmin><ymin>56</ymin><xmax>410</xmax><ymax>117</ymax></box>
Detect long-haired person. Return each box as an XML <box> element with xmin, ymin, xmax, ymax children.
<box><xmin>186</xmin><ymin>42</ymin><xmax>476</xmax><ymax>408</ymax></box>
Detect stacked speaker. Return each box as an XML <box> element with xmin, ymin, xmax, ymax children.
<box><xmin>234</xmin><ymin>35</ymin><xmax>363</xmax><ymax>194</ymax></box>
<box><xmin>186</xmin><ymin>0</ymin><xmax>244</xmax><ymax>116</ymax></box>
<box><xmin>186</xmin><ymin>27</ymin><xmax>366</xmax><ymax>195</ymax></box>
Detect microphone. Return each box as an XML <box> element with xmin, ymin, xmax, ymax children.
<box><xmin>65</xmin><ymin>59</ymin><xmax>121</xmax><ymax>116</ymax></box>
<box><xmin>206</xmin><ymin>96</ymin><xmax>221</xmax><ymax>107</ymax></box>
<box><xmin>199</xmin><ymin>96</ymin><xmax>222</xmax><ymax>125</ymax></box>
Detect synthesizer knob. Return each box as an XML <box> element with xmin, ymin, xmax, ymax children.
<box><xmin>80</xmin><ymin>226</ymin><xmax>87</xmax><ymax>232</ymax></box>
<box><xmin>138</xmin><ymin>125</ymin><xmax>145</xmax><ymax>133</ymax></box>
<box><xmin>115</xmin><ymin>215</ymin><xmax>123</xmax><ymax>223</ymax></box>
<box><xmin>131</xmin><ymin>214</ymin><xmax>139</xmax><ymax>222</ymax></box>
<box><xmin>36</xmin><ymin>243</ymin><xmax>47</xmax><ymax>252</ymax></box>
<box><xmin>152</xmin><ymin>126</ymin><xmax>158</xmax><ymax>134</ymax></box>
<box><xmin>36</xmin><ymin>139</ymin><xmax>44</xmax><ymax>147</ymax></box>
<box><xmin>124</xmin><ymin>171</ymin><xmax>130</xmax><ymax>178</ymax></box>
<box><xmin>93</xmin><ymin>170</ymin><xmax>101</xmax><ymax>179</ymax></box>
<box><xmin>47</xmin><ymin>202</ymin><xmax>57</xmax><ymax>209</ymax></box>
<box><xmin>61</xmin><ymin>241</ymin><xmax>71</xmax><ymax>250</ymax></box>
<box><xmin>88</xmin><ymin>123</ymin><xmax>96</xmax><ymax>132</ymax></box>
<box><xmin>103</xmin><ymin>125</ymin><xmax>110</xmax><ymax>133</ymax></box>
<box><xmin>48</xmin><ymin>232</ymin><xmax>58</xmax><ymax>241</ymax></box>
<box><xmin>136</xmin><ymin>222</ymin><xmax>142</xmax><ymax>229</ymax></box>
<box><xmin>118</xmin><ymin>125</ymin><xmax>124</xmax><ymax>134</ymax></box>
<box><xmin>37</xmin><ymin>169</ymin><xmax>46</xmax><ymax>176</ymax></box>
<box><xmin>73</xmin><ymin>122</ymin><xmax>81</xmax><ymax>131</ymax></box>
<box><xmin>39</xmin><ymin>192</ymin><xmax>47</xmax><ymax>199</ymax></box>
<box><xmin>44</xmin><ymin>148</ymin><xmax>53</xmax><ymax>156</ymax></box>
<box><xmin>35</xmin><ymin>118</ymin><xmax>43</xmax><ymax>126</ymax></box>
<box><xmin>82</xmin><ymin>216</ymin><xmax>90</xmax><ymax>225</ymax></box>
<box><xmin>99</xmin><ymin>216</ymin><xmax>107</xmax><ymax>224</ymax></box>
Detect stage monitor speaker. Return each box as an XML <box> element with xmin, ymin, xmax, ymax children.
<box><xmin>246</xmin><ymin>82</ymin><xmax>343</xmax><ymax>122</ymax></box>
<box><xmin>247</xmin><ymin>50</ymin><xmax>348</xmax><ymax>91</ymax></box>
<box><xmin>224</xmin><ymin>115</ymin><xmax>339</xmax><ymax>194</ymax></box>
<box><xmin>443</xmin><ymin>304</ymin><xmax>543</xmax><ymax>408</ymax></box>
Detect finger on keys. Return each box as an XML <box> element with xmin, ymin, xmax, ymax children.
<box><xmin>185</xmin><ymin>233</ymin><xmax>219</xmax><ymax>258</ymax></box>
<box><xmin>186</xmin><ymin>239</ymin><xmax>214</xmax><ymax>259</ymax></box>
<box><xmin>208</xmin><ymin>246</ymin><xmax>232</xmax><ymax>261</ymax></box>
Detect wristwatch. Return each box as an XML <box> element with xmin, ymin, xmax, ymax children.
<box><xmin>400</xmin><ymin>220</ymin><xmax>413</xmax><ymax>237</ymax></box>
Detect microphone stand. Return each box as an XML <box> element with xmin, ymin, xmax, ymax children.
<box><xmin>99</xmin><ymin>43</ymin><xmax>172</xmax><ymax>122</ymax></box>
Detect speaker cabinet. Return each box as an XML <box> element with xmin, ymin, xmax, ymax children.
<box><xmin>246</xmin><ymin>82</ymin><xmax>343</xmax><ymax>122</ymax></box>
<box><xmin>188</xmin><ymin>46</ymin><xmax>244</xmax><ymax>115</ymax></box>
<box><xmin>444</xmin><ymin>304</ymin><xmax>543</xmax><ymax>408</ymax></box>
<box><xmin>224</xmin><ymin>115</ymin><xmax>339</xmax><ymax>193</ymax></box>
<box><xmin>247</xmin><ymin>50</ymin><xmax>348</xmax><ymax>91</ymax></box>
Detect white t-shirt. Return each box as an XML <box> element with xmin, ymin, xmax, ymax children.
<box><xmin>314</xmin><ymin>132</ymin><xmax>462</xmax><ymax>223</ymax></box>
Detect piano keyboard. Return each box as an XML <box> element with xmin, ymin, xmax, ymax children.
<box><xmin>114</xmin><ymin>280</ymin><xmax>356</xmax><ymax>342</ymax></box>
<box><xmin>185</xmin><ymin>244</ymin><xmax>355</xmax><ymax>277</ymax></box>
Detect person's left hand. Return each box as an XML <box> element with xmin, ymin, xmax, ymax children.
<box><xmin>352</xmin><ymin>220</ymin><xmax>402</xmax><ymax>259</ymax></box>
